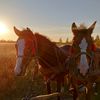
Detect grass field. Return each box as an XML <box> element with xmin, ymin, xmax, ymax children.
<box><xmin>0</xmin><ymin>43</ymin><xmax>100</xmax><ymax>100</ymax></box>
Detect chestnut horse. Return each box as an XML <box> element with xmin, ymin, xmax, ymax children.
<box><xmin>67</xmin><ymin>21</ymin><xmax>100</xmax><ymax>100</ymax></box>
<box><xmin>13</xmin><ymin>27</ymin><xmax>70</xmax><ymax>100</ymax></box>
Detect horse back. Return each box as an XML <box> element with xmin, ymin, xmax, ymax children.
<box><xmin>60</xmin><ymin>44</ymin><xmax>71</xmax><ymax>56</ymax></box>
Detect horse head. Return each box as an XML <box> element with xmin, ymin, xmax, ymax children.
<box><xmin>71</xmin><ymin>21</ymin><xmax>96</xmax><ymax>76</ymax></box>
<box><xmin>14</xmin><ymin>27</ymin><xmax>36</xmax><ymax>76</ymax></box>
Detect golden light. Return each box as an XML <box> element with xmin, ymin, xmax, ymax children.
<box><xmin>0</xmin><ymin>21</ymin><xmax>9</xmax><ymax>34</ymax></box>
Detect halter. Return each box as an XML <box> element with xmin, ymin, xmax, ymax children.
<box><xmin>71</xmin><ymin>41</ymin><xmax>96</xmax><ymax>65</ymax></box>
<box><xmin>74</xmin><ymin>52</ymin><xmax>92</xmax><ymax>59</ymax></box>
<box><xmin>75</xmin><ymin>51</ymin><xmax>94</xmax><ymax>68</ymax></box>
<box><xmin>15</xmin><ymin>35</ymin><xmax>39</xmax><ymax>75</ymax></box>
<box><xmin>70</xmin><ymin>44</ymin><xmax>95</xmax><ymax>79</ymax></box>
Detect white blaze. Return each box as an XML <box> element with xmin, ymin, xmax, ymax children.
<box><xmin>14</xmin><ymin>39</ymin><xmax>25</xmax><ymax>76</ymax></box>
<box><xmin>78</xmin><ymin>38</ymin><xmax>89</xmax><ymax>76</ymax></box>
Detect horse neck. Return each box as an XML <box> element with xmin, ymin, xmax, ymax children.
<box><xmin>35</xmin><ymin>34</ymin><xmax>52</xmax><ymax>56</ymax></box>
<box><xmin>35</xmin><ymin>34</ymin><xmax>67</xmax><ymax>67</ymax></box>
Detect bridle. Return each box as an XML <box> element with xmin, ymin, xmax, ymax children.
<box><xmin>74</xmin><ymin>51</ymin><xmax>94</xmax><ymax>67</ymax></box>
<box><xmin>16</xmin><ymin>35</ymin><xmax>39</xmax><ymax>73</ymax></box>
<box><xmin>71</xmin><ymin>47</ymin><xmax>95</xmax><ymax>78</ymax></box>
<box><xmin>74</xmin><ymin>52</ymin><xmax>92</xmax><ymax>60</ymax></box>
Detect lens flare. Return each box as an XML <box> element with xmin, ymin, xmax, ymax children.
<box><xmin>0</xmin><ymin>22</ymin><xmax>9</xmax><ymax>34</ymax></box>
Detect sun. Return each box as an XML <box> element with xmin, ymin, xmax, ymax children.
<box><xmin>0</xmin><ymin>22</ymin><xmax>9</xmax><ymax>34</ymax></box>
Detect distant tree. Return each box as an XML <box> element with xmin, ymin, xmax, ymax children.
<box><xmin>65</xmin><ymin>38</ymin><xmax>69</xmax><ymax>44</ymax></box>
<box><xmin>59</xmin><ymin>38</ymin><xmax>62</xmax><ymax>43</ymax></box>
<box><xmin>0</xmin><ymin>39</ymin><xmax>15</xmax><ymax>43</ymax></box>
<box><xmin>92</xmin><ymin>36</ymin><xmax>94</xmax><ymax>41</ymax></box>
<box><xmin>95</xmin><ymin>35</ymin><xmax>100</xmax><ymax>47</ymax></box>
<box><xmin>95</xmin><ymin>35</ymin><xmax>100</xmax><ymax>42</ymax></box>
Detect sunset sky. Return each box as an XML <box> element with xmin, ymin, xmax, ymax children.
<box><xmin>0</xmin><ymin>0</ymin><xmax>100</xmax><ymax>42</ymax></box>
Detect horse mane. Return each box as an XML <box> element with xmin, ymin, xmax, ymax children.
<box><xmin>35</xmin><ymin>33</ymin><xmax>68</xmax><ymax>56</ymax></box>
<box><xmin>34</xmin><ymin>32</ymin><xmax>61</xmax><ymax>54</ymax></box>
<box><xmin>35</xmin><ymin>33</ymin><xmax>55</xmax><ymax>46</ymax></box>
<box><xmin>34</xmin><ymin>33</ymin><xmax>68</xmax><ymax>70</ymax></box>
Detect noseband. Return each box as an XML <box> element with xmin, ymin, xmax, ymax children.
<box><xmin>74</xmin><ymin>52</ymin><xmax>92</xmax><ymax>59</ymax></box>
<box><xmin>70</xmin><ymin>48</ymin><xmax>95</xmax><ymax>78</ymax></box>
<box><xmin>76</xmin><ymin>51</ymin><xmax>95</xmax><ymax>67</ymax></box>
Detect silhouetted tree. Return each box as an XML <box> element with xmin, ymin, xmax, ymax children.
<box><xmin>95</xmin><ymin>35</ymin><xmax>100</xmax><ymax>47</ymax></box>
<box><xmin>59</xmin><ymin>38</ymin><xmax>62</xmax><ymax>44</ymax></box>
<box><xmin>65</xmin><ymin>38</ymin><xmax>69</xmax><ymax>44</ymax></box>
<box><xmin>95</xmin><ymin>35</ymin><xmax>100</xmax><ymax>41</ymax></box>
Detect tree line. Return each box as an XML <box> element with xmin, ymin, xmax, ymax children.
<box><xmin>58</xmin><ymin>35</ymin><xmax>100</xmax><ymax>47</ymax></box>
<box><xmin>0</xmin><ymin>35</ymin><xmax>100</xmax><ymax>47</ymax></box>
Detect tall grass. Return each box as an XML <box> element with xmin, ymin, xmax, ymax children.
<box><xmin>0</xmin><ymin>43</ymin><xmax>100</xmax><ymax>100</ymax></box>
<box><xmin>0</xmin><ymin>43</ymin><xmax>15</xmax><ymax>99</ymax></box>
<box><xmin>0</xmin><ymin>43</ymin><xmax>46</xmax><ymax>100</ymax></box>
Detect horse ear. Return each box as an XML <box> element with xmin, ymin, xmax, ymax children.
<box><xmin>27</xmin><ymin>27</ymin><xmax>33</xmax><ymax>33</ymax></box>
<box><xmin>72</xmin><ymin>22</ymin><xmax>78</xmax><ymax>35</ymax></box>
<box><xmin>14</xmin><ymin>26</ymin><xmax>22</xmax><ymax>37</ymax></box>
<box><xmin>88</xmin><ymin>21</ymin><xmax>97</xmax><ymax>34</ymax></box>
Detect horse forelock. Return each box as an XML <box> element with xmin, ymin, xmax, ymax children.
<box><xmin>78</xmin><ymin>23</ymin><xmax>87</xmax><ymax>30</ymax></box>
